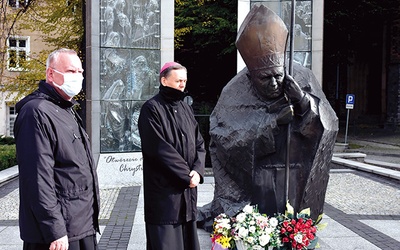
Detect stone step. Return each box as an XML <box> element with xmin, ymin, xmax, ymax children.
<box><xmin>333</xmin><ymin>143</ymin><xmax>348</xmax><ymax>153</ymax></box>
<box><xmin>331</xmin><ymin>156</ymin><xmax>400</xmax><ymax>180</ymax></box>
<box><xmin>0</xmin><ymin>165</ymin><xmax>18</xmax><ymax>187</ymax></box>
<box><xmin>364</xmin><ymin>158</ymin><xmax>400</xmax><ymax>171</ymax></box>
<box><xmin>333</xmin><ymin>152</ymin><xmax>366</xmax><ymax>162</ymax></box>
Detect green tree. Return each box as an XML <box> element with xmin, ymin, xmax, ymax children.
<box><xmin>0</xmin><ymin>0</ymin><xmax>84</xmax><ymax>102</ymax></box>
<box><xmin>323</xmin><ymin>0</ymin><xmax>399</xmax><ymax>113</ymax></box>
<box><xmin>1</xmin><ymin>0</ymin><xmax>239</xmax><ymax>105</ymax></box>
<box><xmin>175</xmin><ymin>0</ymin><xmax>238</xmax><ymax>103</ymax></box>
<box><xmin>324</xmin><ymin>0</ymin><xmax>399</xmax><ymax>64</ymax></box>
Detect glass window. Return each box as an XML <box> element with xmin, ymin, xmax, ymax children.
<box><xmin>7</xmin><ymin>105</ymin><xmax>17</xmax><ymax>137</ymax></box>
<box><xmin>66</xmin><ymin>0</ymin><xmax>77</xmax><ymax>13</ymax></box>
<box><xmin>7</xmin><ymin>36</ymin><xmax>30</xmax><ymax>71</ymax></box>
<box><xmin>9</xmin><ymin>38</ymin><xmax>17</xmax><ymax>47</ymax></box>
<box><xmin>9</xmin><ymin>0</ymin><xmax>27</xmax><ymax>8</ymax></box>
<box><xmin>19</xmin><ymin>39</ymin><xmax>26</xmax><ymax>47</ymax></box>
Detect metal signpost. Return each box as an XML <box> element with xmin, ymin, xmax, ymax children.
<box><xmin>345</xmin><ymin>94</ymin><xmax>355</xmax><ymax>144</ymax></box>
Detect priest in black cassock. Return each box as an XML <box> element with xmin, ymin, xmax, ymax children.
<box><xmin>138</xmin><ymin>62</ymin><xmax>206</xmax><ymax>250</ymax></box>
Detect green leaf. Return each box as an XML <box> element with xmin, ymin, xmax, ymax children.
<box><xmin>299</xmin><ymin>207</ymin><xmax>311</xmax><ymax>216</ymax></box>
<box><xmin>307</xmin><ymin>236</ymin><xmax>319</xmax><ymax>249</ymax></box>
<box><xmin>316</xmin><ymin>213</ymin><xmax>324</xmax><ymax>224</ymax></box>
<box><xmin>285</xmin><ymin>201</ymin><xmax>294</xmax><ymax>216</ymax></box>
<box><xmin>317</xmin><ymin>222</ymin><xmax>328</xmax><ymax>231</ymax></box>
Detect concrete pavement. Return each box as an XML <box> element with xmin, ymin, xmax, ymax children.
<box><xmin>1</xmin><ymin>170</ymin><xmax>399</xmax><ymax>249</ymax></box>
<box><xmin>126</xmin><ymin>174</ymin><xmax>400</xmax><ymax>250</ymax></box>
<box><xmin>1</xmin><ymin>127</ymin><xmax>399</xmax><ymax>249</ymax></box>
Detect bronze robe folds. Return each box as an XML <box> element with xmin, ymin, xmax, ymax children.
<box><xmin>198</xmin><ymin>63</ymin><xmax>338</xmax><ymax>231</ymax></box>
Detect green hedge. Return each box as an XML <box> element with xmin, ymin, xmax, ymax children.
<box><xmin>0</xmin><ymin>136</ymin><xmax>17</xmax><ymax>171</ymax></box>
<box><xmin>0</xmin><ymin>136</ymin><xmax>15</xmax><ymax>145</ymax></box>
<box><xmin>0</xmin><ymin>144</ymin><xmax>17</xmax><ymax>171</ymax></box>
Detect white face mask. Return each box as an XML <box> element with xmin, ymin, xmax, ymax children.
<box><xmin>52</xmin><ymin>69</ymin><xmax>84</xmax><ymax>98</ymax></box>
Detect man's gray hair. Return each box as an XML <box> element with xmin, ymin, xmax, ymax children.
<box><xmin>46</xmin><ymin>48</ymin><xmax>77</xmax><ymax>69</ymax></box>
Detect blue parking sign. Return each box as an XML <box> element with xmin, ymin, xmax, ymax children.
<box><xmin>346</xmin><ymin>94</ymin><xmax>355</xmax><ymax>109</ymax></box>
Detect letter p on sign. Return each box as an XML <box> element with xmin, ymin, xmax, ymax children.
<box><xmin>346</xmin><ymin>94</ymin><xmax>355</xmax><ymax>109</ymax></box>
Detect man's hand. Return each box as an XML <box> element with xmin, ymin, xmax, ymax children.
<box><xmin>49</xmin><ymin>235</ymin><xmax>68</xmax><ymax>250</ymax></box>
<box><xmin>284</xmin><ymin>73</ymin><xmax>311</xmax><ymax>116</ymax></box>
<box><xmin>189</xmin><ymin>170</ymin><xmax>200</xmax><ymax>188</ymax></box>
<box><xmin>283</xmin><ymin>73</ymin><xmax>304</xmax><ymax>103</ymax></box>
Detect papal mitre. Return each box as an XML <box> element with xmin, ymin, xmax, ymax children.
<box><xmin>236</xmin><ymin>4</ymin><xmax>288</xmax><ymax>71</ymax></box>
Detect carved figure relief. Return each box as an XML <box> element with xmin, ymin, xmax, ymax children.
<box><xmin>99</xmin><ymin>0</ymin><xmax>160</xmax><ymax>152</ymax></box>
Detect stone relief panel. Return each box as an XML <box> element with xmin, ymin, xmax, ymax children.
<box><xmin>282</xmin><ymin>1</ymin><xmax>312</xmax><ymax>68</ymax></box>
<box><xmin>100</xmin><ymin>0</ymin><xmax>160</xmax><ymax>49</ymax></box>
<box><xmin>99</xmin><ymin>0</ymin><xmax>161</xmax><ymax>153</ymax></box>
<box><xmin>99</xmin><ymin>48</ymin><xmax>160</xmax><ymax>153</ymax></box>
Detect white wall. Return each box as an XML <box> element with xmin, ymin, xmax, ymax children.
<box><xmin>0</xmin><ymin>93</ymin><xmax>7</xmax><ymax>136</ymax></box>
<box><xmin>0</xmin><ymin>91</ymin><xmax>17</xmax><ymax>137</ymax></box>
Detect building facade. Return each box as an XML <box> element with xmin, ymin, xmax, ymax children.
<box><xmin>0</xmin><ymin>0</ymin><xmax>51</xmax><ymax>137</ymax></box>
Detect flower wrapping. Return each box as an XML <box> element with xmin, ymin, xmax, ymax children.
<box><xmin>212</xmin><ymin>242</ymin><xmax>229</xmax><ymax>250</ymax></box>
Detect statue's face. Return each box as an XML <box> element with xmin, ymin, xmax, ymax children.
<box><xmin>250</xmin><ymin>66</ymin><xmax>285</xmax><ymax>100</ymax></box>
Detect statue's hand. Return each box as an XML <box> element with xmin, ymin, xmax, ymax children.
<box><xmin>276</xmin><ymin>105</ymin><xmax>294</xmax><ymax>125</ymax></box>
<box><xmin>283</xmin><ymin>73</ymin><xmax>305</xmax><ymax>103</ymax></box>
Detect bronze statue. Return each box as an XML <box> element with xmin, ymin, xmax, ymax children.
<box><xmin>198</xmin><ymin>4</ymin><xmax>338</xmax><ymax>231</ymax></box>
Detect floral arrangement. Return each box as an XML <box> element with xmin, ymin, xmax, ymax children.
<box><xmin>211</xmin><ymin>213</ymin><xmax>233</xmax><ymax>249</ymax></box>
<box><xmin>231</xmin><ymin>204</ymin><xmax>281</xmax><ymax>249</ymax></box>
<box><xmin>276</xmin><ymin>202</ymin><xmax>325</xmax><ymax>250</ymax></box>
<box><xmin>211</xmin><ymin>202</ymin><xmax>325</xmax><ymax>250</ymax></box>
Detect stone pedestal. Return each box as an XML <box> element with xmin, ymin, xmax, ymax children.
<box><xmin>97</xmin><ymin>152</ymin><xmax>143</xmax><ymax>188</ymax></box>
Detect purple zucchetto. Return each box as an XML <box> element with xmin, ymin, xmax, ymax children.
<box><xmin>160</xmin><ymin>62</ymin><xmax>181</xmax><ymax>74</ymax></box>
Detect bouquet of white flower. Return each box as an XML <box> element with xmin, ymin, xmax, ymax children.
<box><xmin>230</xmin><ymin>205</ymin><xmax>281</xmax><ymax>250</ymax></box>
